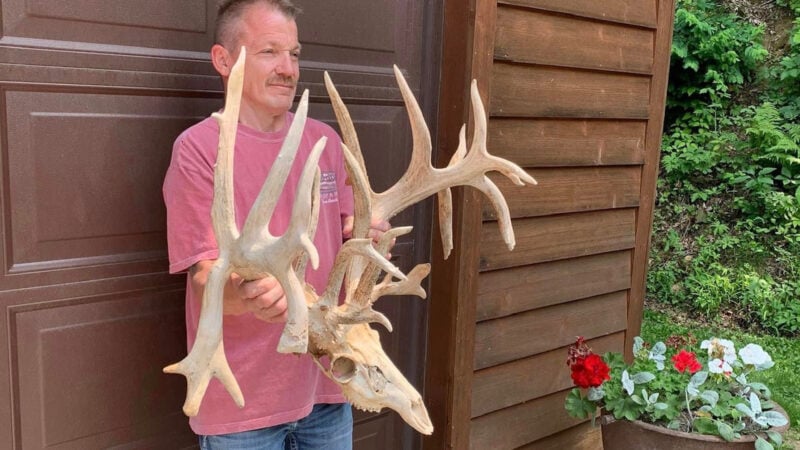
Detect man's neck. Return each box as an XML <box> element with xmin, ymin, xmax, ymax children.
<box><xmin>237</xmin><ymin>106</ymin><xmax>287</xmax><ymax>133</ymax></box>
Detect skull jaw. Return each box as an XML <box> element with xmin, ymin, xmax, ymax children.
<box><xmin>312</xmin><ymin>323</ymin><xmax>434</xmax><ymax>435</ymax></box>
<box><xmin>338</xmin><ymin>368</ymin><xmax>433</xmax><ymax>435</ymax></box>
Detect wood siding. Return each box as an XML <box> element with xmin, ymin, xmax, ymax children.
<box><xmin>462</xmin><ymin>0</ymin><xmax>676</xmax><ymax>448</ymax></box>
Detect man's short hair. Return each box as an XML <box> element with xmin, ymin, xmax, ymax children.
<box><xmin>215</xmin><ymin>0</ymin><xmax>302</xmax><ymax>48</ymax></box>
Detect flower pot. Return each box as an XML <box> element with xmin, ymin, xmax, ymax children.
<box><xmin>601</xmin><ymin>405</ymin><xmax>790</xmax><ymax>450</ymax></box>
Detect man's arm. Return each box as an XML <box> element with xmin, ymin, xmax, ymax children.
<box><xmin>190</xmin><ymin>260</ymin><xmax>288</xmax><ymax>323</ymax></box>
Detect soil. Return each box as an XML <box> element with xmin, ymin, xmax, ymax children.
<box><xmin>721</xmin><ymin>0</ymin><xmax>796</xmax><ymax>55</ymax></box>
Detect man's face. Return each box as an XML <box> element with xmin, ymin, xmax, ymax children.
<box><xmin>229</xmin><ymin>5</ymin><xmax>300</xmax><ymax>119</ymax></box>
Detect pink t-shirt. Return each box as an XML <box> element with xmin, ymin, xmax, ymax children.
<box><xmin>163</xmin><ymin>113</ymin><xmax>353</xmax><ymax>435</ymax></box>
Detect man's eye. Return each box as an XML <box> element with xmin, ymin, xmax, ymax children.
<box><xmin>292</xmin><ymin>51</ymin><xmax>301</xmax><ymax>59</ymax></box>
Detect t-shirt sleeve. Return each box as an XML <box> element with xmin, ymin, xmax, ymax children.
<box><xmin>162</xmin><ymin>134</ymin><xmax>219</xmax><ymax>274</ymax></box>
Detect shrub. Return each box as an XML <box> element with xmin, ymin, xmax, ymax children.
<box><xmin>649</xmin><ymin>0</ymin><xmax>800</xmax><ymax>336</ymax></box>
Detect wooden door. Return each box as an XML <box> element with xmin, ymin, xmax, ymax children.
<box><xmin>0</xmin><ymin>1</ymin><xmax>440</xmax><ymax>448</ymax></box>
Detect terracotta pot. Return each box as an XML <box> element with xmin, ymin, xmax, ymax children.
<box><xmin>601</xmin><ymin>406</ymin><xmax>790</xmax><ymax>450</ymax></box>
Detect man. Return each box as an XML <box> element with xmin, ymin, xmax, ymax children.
<box><xmin>163</xmin><ymin>1</ymin><xmax>388</xmax><ymax>448</ymax></box>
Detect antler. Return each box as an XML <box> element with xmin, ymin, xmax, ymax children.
<box><xmin>324</xmin><ymin>66</ymin><xmax>537</xmax><ymax>307</ymax></box>
<box><xmin>164</xmin><ymin>46</ymin><xmax>326</xmax><ymax>416</ymax></box>
<box><xmin>310</xmin><ymin>67</ymin><xmax>536</xmax><ymax>434</ymax></box>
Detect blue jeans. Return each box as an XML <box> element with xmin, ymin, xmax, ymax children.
<box><xmin>199</xmin><ymin>403</ymin><xmax>352</xmax><ymax>450</ymax></box>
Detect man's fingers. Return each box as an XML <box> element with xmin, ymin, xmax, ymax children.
<box><xmin>342</xmin><ymin>216</ymin><xmax>354</xmax><ymax>239</ymax></box>
<box><xmin>255</xmin><ymin>296</ymin><xmax>288</xmax><ymax>323</ymax></box>
<box><xmin>370</xmin><ymin>218</ymin><xmax>390</xmax><ymax>232</ymax></box>
<box><xmin>240</xmin><ymin>275</ymin><xmax>279</xmax><ymax>299</ymax></box>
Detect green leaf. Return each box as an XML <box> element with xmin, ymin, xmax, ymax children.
<box><xmin>766</xmin><ymin>430</ymin><xmax>783</xmax><ymax>446</ymax></box>
<box><xmin>632</xmin><ymin>372</ymin><xmax>656</xmax><ymax>384</ymax></box>
<box><xmin>700</xmin><ymin>390</ymin><xmax>719</xmax><ymax>407</ymax></box>
<box><xmin>736</xmin><ymin>403</ymin><xmax>755</xmax><ymax>418</ymax></box>
<box><xmin>587</xmin><ymin>386</ymin><xmax>604</xmax><ymax>401</ymax></box>
<box><xmin>717</xmin><ymin>422</ymin><xmax>735</xmax><ymax>441</ymax></box>
<box><xmin>761</xmin><ymin>411</ymin><xmax>789</xmax><ymax>427</ymax></box>
<box><xmin>755</xmin><ymin>437</ymin><xmax>774</xmax><ymax>450</ymax></box>
<box><xmin>749</xmin><ymin>392</ymin><xmax>762</xmax><ymax>415</ymax></box>
<box><xmin>690</xmin><ymin>371</ymin><xmax>708</xmax><ymax>386</ymax></box>
<box><xmin>622</xmin><ymin>370</ymin><xmax>634</xmax><ymax>395</ymax></box>
<box><xmin>633</xmin><ymin>336</ymin><xmax>644</xmax><ymax>354</ymax></box>
<box><xmin>748</xmin><ymin>382</ymin><xmax>772</xmax><ymax>398</ymax></box>
<box><xmin>564</xmin><ymin>389</ymin><xmax>596</xmax><ymax>419</ymax></box>
<box><xmin>693</xmin><ymin>417</ymin><xmax>717</xmax><ymax>435</ymax></box>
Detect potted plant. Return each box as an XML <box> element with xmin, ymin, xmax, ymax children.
<box><xmin>564</xmin><ymin>335</ymin><xmax>790</xmax><ymax>449</ymax></box>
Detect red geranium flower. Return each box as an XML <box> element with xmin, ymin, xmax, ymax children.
<box><xmin>570</xmin><ymin>353</ymin><xmax>611</xmax><ymax>388</ymax></box>
<box><xmin>672</xmin><ymin>349</ymin><xmax>702</xmax><ymax>374</ymax></box>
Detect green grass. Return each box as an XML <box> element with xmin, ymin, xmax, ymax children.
<box><xmin>641</xmin><ymin>308</ymin><xmax>800</xmax><ymax>448</ymax></box>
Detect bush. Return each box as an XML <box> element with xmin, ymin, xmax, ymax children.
<box><xmin>649</xmin><ymin>0</ymin><xmax>800</xmax><ymax>336</ymax></box>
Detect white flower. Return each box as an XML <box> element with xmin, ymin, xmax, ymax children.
<box><xmin>739</xmin><ymin>343</ymin><xmax>774</xmax><ymax>370</ymax></box>
<box><xmin>701</xmin><ymin>338</ymin><xmax>737</xmax><ymax>363</ymax></box>
<box><xmin>708</xmin><ymin>358</ymin><xmax>733</xmax><ymax>375</ymax></box>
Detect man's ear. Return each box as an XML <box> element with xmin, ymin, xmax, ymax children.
<box><xmin>211</xmin><ymin>44</ymin><xmax>232</xmax><ymax>77</ymax></box>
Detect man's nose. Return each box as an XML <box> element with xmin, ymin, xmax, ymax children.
<box><xmin>275</xmin><ymin>51</ymin><xmax>296</xmax><ymax>77</ymax></box>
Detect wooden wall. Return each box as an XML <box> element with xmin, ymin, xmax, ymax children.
<box><xmin>424</xmin><ymin>0</ymin><xmax>675</xmax><ymax>448</ymax></box>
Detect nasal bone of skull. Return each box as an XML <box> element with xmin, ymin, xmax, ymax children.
<box><xmin>331</xmin><ymin>356</ymin><xmax>357</xmax><ymax>383</ymax></box>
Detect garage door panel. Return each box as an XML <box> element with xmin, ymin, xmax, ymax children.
<box><xmin>12</xmin><ymin>288</ymin><xmax>192</xmax><ymax>449</ymax></box>
<box><xmin>2</xmin><ymin>0</ymin><xmax>214</xmax><ymax>52</ymax></box>
<box><xmin>2</xmin><ymin>89</ymin><xmax>220</xmax><ymax>278</ymax></box>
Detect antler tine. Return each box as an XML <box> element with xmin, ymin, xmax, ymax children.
<box><xmin>367</xmin><ymin>224</ymin><xmax>431</xmax><ymax>303</ymax></box>
<box><xmin>392</xmin><ymin>65</ymin><xmax>433</xmax><ymax>191</ymax></box>
<box><xmin>350</xmin><ymin>226</ymin><xmax>413</xmax><ymax>305</ymax></box>
<box><xmin>324</xmin><ymin>72</ymin><xmax>373</xmax><ymax>242</ymax></box>
<box><xmin>288</xmin><ymin>136</ymin><xmax>326</xmax><ymax>271</ymax></box>
<box><xmin>209</xmin><ymin>49</ymin><xmax>247</xmax><ymax>249</ymax></box>
<box><xmin>339</xmin><ymin>143</ymin><xmax>373</xmax><ymax>237</ymax></box>
<box><xmin>462</xmin><ymin>79</ymin><xmax>537</xmax><ymax>250</ymax></box>
<box><xmin>323</xmin><ymin>75</ymin><xmax>377</xmax><ymax>302</ymax></box>
<box><xmin>241</xmin><ymin>89</ymin><xmax>312</xmax><ymax>240</ymax></box>
<box><xmin>467</xmin><ymin>80</ymin><xmax>536</xmax><ymax>187</ymax></box>
<box><xmin>336</xmin><ymin>141</ymin><xmax>374</xmax><ymax>300</ymax></box>
<box><xmin>373</xmin><ymin>263</ymin><xmax>431</xmax><ymax>301</ymax></box>
<box><xmin>294</xmin><ymin>169</ymin><xmax>321</xmax><ymax>279</ymax></box>
<box><xmin>323</xmin><ymin>72</ymin><xmax>367</xmax><ymax>175</ymax></box>
<box><xmin>436</xmin><ymin>125</ymin><xmax>468</xmax><ymax>259</ymax></box>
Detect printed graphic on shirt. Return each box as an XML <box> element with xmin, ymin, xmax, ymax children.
<box><xmin>320</xmin><ymin>171</ymin><xmax>339</xmax><ymax>204</ymax></box>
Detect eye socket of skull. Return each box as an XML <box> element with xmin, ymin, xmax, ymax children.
<box><xmin>331</xmin><ymin>356</ymin><xmax>357</xmax><ymax>383</ymax></box>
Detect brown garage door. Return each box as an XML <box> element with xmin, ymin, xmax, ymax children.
<box><xmin>0</xmin><ymin>1</ymin><xmax>440</xmax><ymax>448</ymax></box>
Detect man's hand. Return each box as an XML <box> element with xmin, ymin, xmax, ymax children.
<box><xmin>342</xmin><ymin>216</ymin><xmax>394</xmax><ymax>260</ymax></box>
<box><xmin>342</xmin><ymin>216</ymin><xmax>392</xmax><ymax>244</ymax></box>
<box><xmin>234</xmin><ymin>275</ymin><xmax>288</xmax><ymax>323</ymax></box>
<box><xmin>190</xmin><ymin>261</ymin><xmax>287</xmax><ymax>323</ymax></box>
